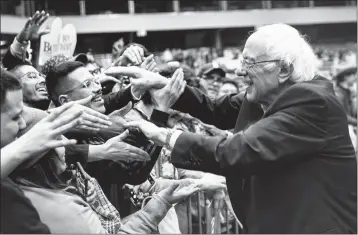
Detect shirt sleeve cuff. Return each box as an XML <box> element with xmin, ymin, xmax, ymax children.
<box><xmin>169</xmin><ymin>130</ymin><xmax>183</xmax><ymax>150</ymax></box>
<box><xmin>10</xmin><ymin>37</ymin><xmax>30</xmax><ymax>60</ymax></box>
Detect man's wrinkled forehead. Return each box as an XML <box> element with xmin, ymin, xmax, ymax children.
<box><xmin>55</xmin><ymin>67</ymin><xmax>93</xmax><ymax>95</ymax></box>
<box><xmin>13</xmin><ymin>65</ymin><xmax>38</xmax><ymax>78</ymax></box>
<box><xmin>243</xmin><ymin>36</ymin><xmax>268</xmax><ymax>61</ymax></box>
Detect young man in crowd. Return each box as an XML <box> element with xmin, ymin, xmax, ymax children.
<box><xmin>44</xmin><ymin>60</ymin><xmax>178</xmax><ymax>214</ymax></box>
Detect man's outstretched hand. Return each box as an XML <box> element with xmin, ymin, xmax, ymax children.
<box><xmin>16</xmin><ymin>10</ymin><xmax>50</xmax><ymax>43</ymax></box>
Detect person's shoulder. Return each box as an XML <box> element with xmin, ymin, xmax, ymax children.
<box><xmin>269</xmin><ymin>77</ymin><xmax>333</xmax><ymax>114</ymax></box>
<box><xmin>283</xmin><ymin>77</ymin><xmax>334</xmax><ymax>103</ymax></box>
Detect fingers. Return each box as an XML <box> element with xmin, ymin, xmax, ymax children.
<box><xmin>123</xmin><ymin>49</ymin><xmax>137</xmax><ymax>64</ymax></box>
<box><xmin>51</xmin><ymin>108</ymin><xmax>83</xmax><ymax>130</ymax></box>
<box><xmin>146</xmin><ymin>57</ymin><xmax>157</xmax><ymax>72</ymax></box>
<box><xmin>77</xmin><ymin>125</ymin><xmax>100</xmax><ymax>132</ymax></box>
<box><xmin>37</xmin><ymin>12</ymin><xmax>49</xmax><ymax>26</ymax></box>
<box><xmin>24</xmin><ymin>17</ymin><xmax>32</xmax><ymax>29</ymax></box>
<box><xmin>133</xmin><ymin>48</ymin><xmax>143</xmax><ymax>65</ymax></box>
<box><xmin>181</xmin><ymin>184</ymin><xmax>200</xmax><ymax>195</ymax></box>
<box><xmin>99</xmin><ymin>75</ymin><xmax>121</xmax><ymax>84</ymax></box>
<box><xmin>137</xmin><ymin>46</ymin><xmax>144</xmax><ymax>58</ymax></box>
<box><xmin>126</xmin><ymin>146</ymin><xmax>150</xmax><ymax>161</ymax></box>
<box><xmin>33</xmin><ymin>11</ymin><xmax>45</xmax><ymax>25</ymax></box>
<box><xmin>45</xmin><ymin>102</ymin><xmax>75</xmax><ymax>122</ymax></box>
<box><xmin>131</xmin><ymin>46</ymin><xmax>143</xmax><ymax>64</ymax></box>
<box><xmin>169</xmin><ymin>68</ymin><xmax>184</xmax><ymax>92</ymax></box>
<box><xmin>105</xmin><ymin>66</ymin><xmax>141</xmax><ymax>78</ymax></box>
<box><xmin>52</xmin><ymin>115</ymin><xmax>84</xmax><ymax>135</ymax></box>
<box><xmin>31</xmin><ymin>11</ymin><xmax>40</xmax><ymax>23</ymax></box>
<box><xmin>79</xmin><ymin>111</ymin><xmax>112</xmax><ymax>128</ymax></box>
<box><xmin>48</xmin><ymin>139</ymin><xmax>77</xmax><ymax>148</ymax></box>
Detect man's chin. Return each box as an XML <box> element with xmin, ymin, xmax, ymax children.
<box><xmin>246</xmin><ymin>90</ymin><xmax>258</xmax><ymax>103</ymax></box>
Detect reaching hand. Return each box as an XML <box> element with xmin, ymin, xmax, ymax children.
<box><xmin>48</xmin><ymin>95</ymin><xmax>112</xmax><ymax>131</ymax></box>
<box><xmin>115</xmin><ymin>45</ymin><xmax>144</xmax><ymax>66</ymax></box>
<box><xmin>149</xmin><ymin>68</ymin><xmax>186</xmax><ymax>112</ymax></box>
<box><xmin>16</xmin><ymin>10</ymin><xmax>50</xmax><ymax>43</ymax></box>
<box><xmin>196</xmin><ymin>173</ymin><xmax>226</xmax><ymax>192</ymax></box>
<box><xmin>124</xmin><ymin>120</ymin><xmax>168</xmax><ymax>146</ymax></box>
<box><xmin>101</xmin><ymin>130</ymin><xmax>151</xmax><ymax>162</ymax></box>
<box><xmin>140</xmin><ymin>54</ymin><xmax>158</xmax><ymax>72</ymax></box>
<box><xmin>157</xmin><ymin>180</ymin><xmax>200</xmax><ymax>205</ymax></box>
<box><xmin>104</xmin><ymin>66</ymin><xmax>168</xmax><ymax>97</ymax></box>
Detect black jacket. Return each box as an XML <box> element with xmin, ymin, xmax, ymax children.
<box><xmin>170</xmin><ymin>76</ymin><xmax>357</xmax><ymax>233</ymax></box>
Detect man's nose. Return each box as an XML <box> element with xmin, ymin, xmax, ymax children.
<box><xmin>235</xmin><ymin>68</ymin><xmax>247</xmax><ymax>77</ymax></box>
<box><xmin>92</xmin><ymin>82</ymin><xmax>102</xmax><ymax>93</ymax></box>
<box><xmin>38</xmin><ymin>75</ymin><xmax>46</xmax><ymax>83</ymax></box>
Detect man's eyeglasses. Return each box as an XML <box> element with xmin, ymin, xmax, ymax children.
<box><xmin>62</xmin><ymin>78</ymin><xmax>101</xmax><ymax>95</ymax></box>
<box><xmin>89</xmin><ymin>68</ymin><xmax>102</xmax><ymax>76</ymax></box>
<box><xmin>240</xmin><ymin>58</ymin><xmax>280</xmax><ymax>70</ymax></box>
<box><xmin>20</xmin><ymin>72</ymin><xmax>45</xmax><ymax>80</ymax></box>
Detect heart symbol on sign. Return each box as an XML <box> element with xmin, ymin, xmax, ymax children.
<box><xmin>39</xmin><ymin>17</ymin><xmax>77</xmax><ymax>66</ymax></box>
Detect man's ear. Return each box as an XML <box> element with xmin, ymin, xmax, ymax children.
<box><xmin>278</xmin><ymin>63</ymin><xmax>293</xmax><ymax>83</ymax></box>
<box><xmin>58</xmin><ymin>95</ymin><xmax>69</xmax><ymax>105</ymax></box>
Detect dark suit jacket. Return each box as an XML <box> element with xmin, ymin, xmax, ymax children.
<box><xmin>170</xmin><ymin>76</ymin><xmax>357</xmax><ymax>233</ymax></box>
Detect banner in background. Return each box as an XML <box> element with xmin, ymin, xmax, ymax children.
<box><xmin>38</xmin><ymin>17</ymin><xmax>77</xmax><ymax>66</ymax></box>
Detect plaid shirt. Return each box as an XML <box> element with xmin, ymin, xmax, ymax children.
<box><xmin>71</xmin><ymin>167</ymin><xmax>123</xmax><ymax>234</ymax></box>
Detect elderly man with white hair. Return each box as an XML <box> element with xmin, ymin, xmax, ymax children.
<box><xmin>117</xmin><ymin>24</ymin><xmax>357</xmax><ymax>233</ymax></box>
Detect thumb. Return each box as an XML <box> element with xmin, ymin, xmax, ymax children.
<box><xmin>38</xmin><ymin>29</ymin><xmax>51</xmax><ymax>37</ymax></box>
<box><xmin>117</xmin><ymin>129</ymin><xmax>130</xmax><ymax>141</ymax></box>
<box><xmin>117</xmin><ymin>102</ymin><xmax>133</xmax><ymax>116</ymax></box>
<box><xmin>165</xmin><ymin>182</ymin><xmax>179</xmax><ymax>193</ymax></box>
<box><xmin>106</xmin><ymin>129</ymin><xmax>129</xmax><ymax>143</ymax></box>
<box><xmin>75</xmin><ymin>95</ymin><xmax>93</xmax><ymax>105</ymax></box>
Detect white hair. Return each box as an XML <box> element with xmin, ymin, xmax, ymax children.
<box><xmin>249</xmin><ymin>23</ymin><xmax>319</xmax><ymax>82</ymax></box>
